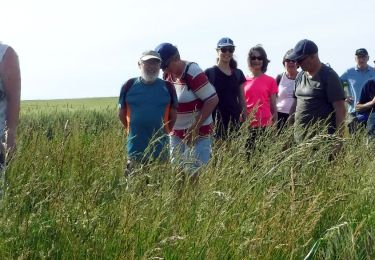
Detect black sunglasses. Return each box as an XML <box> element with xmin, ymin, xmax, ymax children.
<box><xmin>220</xmin><ymin>47</ymin><xmax>235</xmax><ymax>53</ymax></box>
<box><xmin>250</xmin><ymin>56</ymin><xmax>263</xmax><ymax>61</ymax></box>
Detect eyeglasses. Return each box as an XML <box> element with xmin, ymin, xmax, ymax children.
<box><xmin>250</xmin><ymin>56</ymin><xmax>263</xmax><ymax>61</ymax></box>
<box><xmin>220</xmin><ymin>47</ymin><xmax>235</xmax><ymax>53</ymax></box>
<box><xmin>284</xmin><ymin>59</ymin><xmax>296</xmax><ymax>63</ymax></box>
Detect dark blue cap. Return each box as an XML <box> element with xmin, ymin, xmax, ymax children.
<box><xmin>355</xmin><ymin>48</ymin><xmax>368</xmax><ymax>56</ymax></box>
<box><xmin>155</xmin><ymin>43</ymin><xmax>179</xmax><ymax>69</ymax></box>
<box><xmin>217</xmin><ymin>37</ymin><xmax>235</xmax><ymax>48</ymax></box>
<box><xmin>287</xmin><ymin>39</ymin><xmax>318</xmax><ymax>61</ymax></box>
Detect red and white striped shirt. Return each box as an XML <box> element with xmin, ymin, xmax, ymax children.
<box><xmin>166</xmin><ymin>62</ymin><xmax>217</xmax><ymax>138</ymax></box>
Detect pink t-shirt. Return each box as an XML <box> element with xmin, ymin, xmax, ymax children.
<box><xmin>243</xmin><ymin>74</ymin><xmax>278</xmax><ymax>127</ymax></box>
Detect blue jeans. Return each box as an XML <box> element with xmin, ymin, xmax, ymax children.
<box><xmin>170</xmin><ymin>135</ymin><xmax>211</xmax><ymax>174</ymax></box>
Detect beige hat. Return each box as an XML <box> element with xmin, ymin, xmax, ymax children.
<box><xmin>140</xmin><ymin>50</ymin><xmax>161</xmax><ymax>61</ymax></box>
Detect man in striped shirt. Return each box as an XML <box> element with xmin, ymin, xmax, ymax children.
<box><xmin>155</xmin><ymin>43</ymin><xmax>219</xmax><ymax>176</ymax></box>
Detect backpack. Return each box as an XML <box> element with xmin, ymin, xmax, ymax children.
<box><xmin>205</xmin><ymin>66</ymin><xmax>242</xmax><ymax>87</ymax></box>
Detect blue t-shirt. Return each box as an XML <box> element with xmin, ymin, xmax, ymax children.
<box><xmin>341</xmin><ymin>66</ymin><xmax>375</xmax><ymax>113</ymax></box>
<box><xmin>119</xmin><ymin>78</ymin><xmax>177</xmax><ymax>161</ymax></box>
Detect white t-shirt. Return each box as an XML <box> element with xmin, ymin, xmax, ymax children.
<box><xmin>276</xmin><ymin>73</ymin><xmax>295</xmax><ymax>114</ymax></box>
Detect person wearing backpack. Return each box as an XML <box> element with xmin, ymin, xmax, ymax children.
<box><xmin>118</xmin><ymin>50</ymin><xmax>178</xmax><ymax>177</ymax></box>
<box><xmin>204</xmin><ymin>37</ymin><xmax>247</xmax><ymax>139</ymax></box>
<box><xmin>287</xmin><ymin>39</ymin><xmax>346</xmax><ymax>144</ymax></box>
<box><xmin>275</xmin><ymin>49</ymin><xmax>298</xmax><ymax>130</ymax></box>
<box><xmin>155</xmin><ymin>43</ymin><xmax>218</xmax><ymax>177</ymax></box>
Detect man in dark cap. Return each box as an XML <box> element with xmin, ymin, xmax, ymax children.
<box><xmin>341</xmin><ymin>48</ymin><xmax>375</xmax><ymax>134</ymax></box>
<box><xmin>155</xmin><ymin>43</ymin><xmax>218</xmax><ymax>177</ymax></box>
<box><xmin>288</xmin><ymin>39</ymin><xmax>346</xmax><ymax>143</ymax></box>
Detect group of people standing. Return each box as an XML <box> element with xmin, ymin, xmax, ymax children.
<box><xmin>119</xmin><ymin>38</ymin><xmax>375</xmax><ymax>178</ymax></box>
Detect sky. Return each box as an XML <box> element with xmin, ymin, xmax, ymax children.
<box><xmin>1</xmin><ymin>0</ymin><xmax>375</xmax><ymax>100</ymax></box>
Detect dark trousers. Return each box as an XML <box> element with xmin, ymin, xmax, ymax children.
<box><xmin>277</xmin><ymin>112</ymin><xmax>289</xmax><ymax>130</ymax></box>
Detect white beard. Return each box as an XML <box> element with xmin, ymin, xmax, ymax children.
<box><xmin>140</xmin><ymin>70</ymin><xmax>159</xmax><ymax>83</ymax></box>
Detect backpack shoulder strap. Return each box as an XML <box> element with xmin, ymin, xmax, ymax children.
<box><xmin>164</xmin><ymin>80</ymin><xmax>176</xmax><ymax>105</ymax></box>
<box><xmin>119</xmin><ymin>77</ymin><xmax>137</xmax><ymax>106</ymax></box>
<box><xmin>276</xmin><ymin>73</ymin><xmax>282</xmax><ymax>86</ymax></box>
<box><xmin>181</xmin><ymin>62</ymin><xmax>196</xmax><ymax>90</ymax></box>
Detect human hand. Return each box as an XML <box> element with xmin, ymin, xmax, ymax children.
<box><xmin>184</xmin><ymin>126</ymin><xmax>199</xmax><ymax>146</ymax></box>
<box><xmin>345</xmin><ymin>96</ymin><xmax>354</xmax><ymax>105</ymax></box>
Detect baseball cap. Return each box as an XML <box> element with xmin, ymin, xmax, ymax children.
<box><xmin>355</xmin><ymin>48</ymin><xmax>368</xmax><ymax>56</ymax></box>
<box><xmin>283</xmin><ymin>49</ymin><xmax>294</xmax><ymax>63</ymax></box>
<box><xmin>217</xmin><ymin>37</ymin><xmax>235</xmax><ymax>48</ymax></box>
<box><xmin>155</xmin><ymin>43</ymin><xmax>179</xmax><ymax>69</ymax></box>
<box><xmin>140</xmin><ymin>50</ymin><xmax>161</xmax><ymax>61</ymax></box>
<box><xmin>287</xmin><ymin>39</ymin><xmax>318</xmax><ymax>61</ymax></box>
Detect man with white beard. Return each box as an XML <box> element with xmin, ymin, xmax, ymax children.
<box><xmin>118</xmin><ymin>50</ymin><xmax>178</xmax><ymax>177</ymax></box>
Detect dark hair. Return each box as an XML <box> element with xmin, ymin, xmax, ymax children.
<box><xmin>216</xmin><ymin>57</ymin><xmax>238</xmax><ymax>69</ymax></box>
<box><xmin>247</xmin><ymin>45</ymin><xmax>270</xmax><ymax>73</ymax></box>
<box><xmin>282</xmin><ymin>49</ymin><xmax>294</xmax><ymax>64</ymax></box>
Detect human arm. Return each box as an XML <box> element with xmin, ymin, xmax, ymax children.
<box><xmin>332</xmin><ymin>99</ymin><xmax>346</xmax><ymax>137</ymax></box>
<box><xmin>355</xmin><ymin>97</ymin><xmax>375</xmax><ymax>112</ymax></box>
<box><xmin>118</xmin><ymin>107</ymin><xmax>127</xmax><ymax>128</ymax></box>
<box><xmin>0</xmin><ymin>47</ymin><xmax>21</xmax><ymax>153</ymax></box>
<box><xmin>239</xmin><ymin>83</ymin><xmax>248</xmax><ymax>121</ymax></box>
<box><xmin>168</xmin><ymin>107</ymin><xmax>177</xmax><ymax>131</ymax></box>
<box><xmin>185</xmin><ymin>94</ymin><xmax>219</xmax><ymax>144</ymax></box>
<box><xmin>270</xmin><ymin>93</ymin><xmax>278</xmax><ymax>124</ymax></box>
<box><xmin>287</xmin><ymin>98</ymin><xmax>297</xmax><ymax>125</ymax></box>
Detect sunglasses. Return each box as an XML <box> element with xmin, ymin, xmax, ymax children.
<box><xmin>250</xmin><ymin>56</ymin><xmax>263</xmax><ymax>61</ymax></box>
<box><xmin>284</xmin><ymin>59</ymin><xmax>296</xmax><ymax>63</ymax></box>
<box><xmin>220</xmin><ymin>47</ymin><xmax>235</xmax><ymax>53</ymax></box>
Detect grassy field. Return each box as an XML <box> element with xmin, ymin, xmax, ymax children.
<box><xmin>0</xmin><ymin>97</ymin><xmax>374</xmax><ymax>259</ymax></box>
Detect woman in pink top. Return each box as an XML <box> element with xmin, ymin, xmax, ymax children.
<box><xmin>243</xmin><ymin>45</ymin><xmax>278</xmax><ymax>151</ymax></box>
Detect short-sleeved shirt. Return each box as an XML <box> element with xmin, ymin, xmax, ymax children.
<box><xmin>118</xmin><ymin>77</ymin><xmax>178</xmax><ymax>161</ymax></box>
<box><xmin>340</xmin><ymin>66</ymin><xmax>375</xmax><ymax>113</ymax></box>
<box><xmin>204</xmin><ymin>66</ymin><xmax>246</xmax><ymax>126</ymax></box>
<box><xmin>295</xmin><ymin>64</ymin><xmax>345</xmax><ymax>132</ymax></box>
<box><xmin>165</xmin><ymin>62</ymin><xmax>217</xmax><ymax>139</ymax></box>
<box><xmin>276</xmin><ymin>72</ymin><xmax>295</xmax><ymax>114</ymax></box>
<box><xmin>243</xmin><ymin>73</ymin><xmax>278</xmax><ymax>127</ymax></box>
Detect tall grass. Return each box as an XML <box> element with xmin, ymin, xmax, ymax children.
<box><xmin>0</xmin><ymin>98</ymin><xmax>374</xmax><ymax>259</ymax></box>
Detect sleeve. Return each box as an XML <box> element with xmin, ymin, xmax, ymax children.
<box><xmin>326</xmin><ymin>70</ymin><xmax>346</xmax><ymax>103</ymax></box>
<box><xmin>187</xmin><ymin>63</ymin><xmax>217</xmax><ymax>101</ymax></box>
<box><xmin>118</xmin><ymin>78</ymin><xmax>134</xmax><ymax>109</ymax></box>
<box><xmin>118</xmin><ymin>84</ymin><xmax>127</xmax><ymax>109</ymax></box>
<box><xmin>204</xmin><ymin>67</ymin><xmax>214</xmax><ymax>85</ymax></box>
<box><xmin>238</xmin><ymin>69</ymin><xmax>246</xmax><ymax>85</ymax></box>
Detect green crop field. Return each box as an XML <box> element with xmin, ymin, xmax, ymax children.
<box><xmin>0</xmin><ymin>97</ymin><xmax>374</xmax><ymax>259</ymax></box>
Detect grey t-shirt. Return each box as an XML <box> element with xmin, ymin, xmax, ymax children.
<box><xmin>295</xmin><ymin>64</ymin><xmax>345</xmax><ymax>132</ymax></box>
